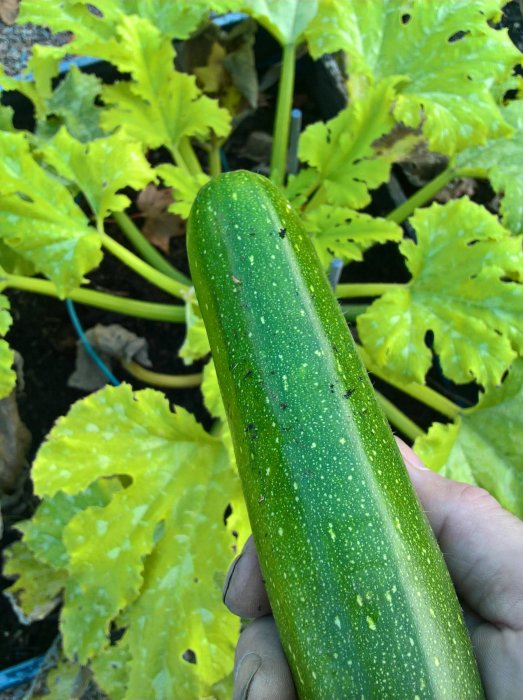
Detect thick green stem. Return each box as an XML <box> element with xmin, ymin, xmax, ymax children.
<box><xmin>121</xmin><ymin>360</ymin><xmax>202</xmax><ymax>388</ymax></box>
<box><xmin>101</xmin><ymin>233</ymin><xmax>190</xmax><ymax>300</ymax></box>
<box><xmin>387</xmin><ymin>167</ymin><xmax>456</xmax><ymax>224</ymax></box>
<box><xmin>179</xmin><ymin>137</ymin><xmax>204</xmax><ymax>176</ymax></box>
<box><xmin>112</xmin><ymin>211</ymin><xmax>191</xmax><ymax>285</ymax></box>
<box><xmin>357</xmin><ymin>344</ymin><xmax>460</xmax><ymax>419</ymax></box>
<box><xmin>336</xmin><ymin>283</ymin><xmax>403</xmax><ymax>299</ymax></box>
<box><xmin>209</xmin><ymin>136</ymin><xmax>222</xmax><ymax>177</ymax></box>
<box><xmin>4</xmin><ymin>274</ymin><xmax>186</xmax><ymax>322</ymax></box>
<box><xmin>270</xmin><ymin>43</ymin><xmax>296</xmax><ymax>186</ymax></box>
<box><xmin>376</xmin><ymin>391</ymin><xmax>424</xmax><ymax>442</ymax></box>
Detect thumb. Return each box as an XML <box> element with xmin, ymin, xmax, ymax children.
<box><xmin>396</xmin><ymin>438</ymin><xmax>523</xmax><ymax>631</ymax></box>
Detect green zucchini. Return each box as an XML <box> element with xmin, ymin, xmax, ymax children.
<box><xmin>187</xmin><ymin>170</ymin><xmax>483</xmax><ymax>699</ymax></box>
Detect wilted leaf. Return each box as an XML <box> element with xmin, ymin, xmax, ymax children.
<box><xmin>455</xmin><ymin>100</ymin><xmax>523</xmax><ymax>234</ymax></box>
<box><xmin>415</xmin><ymin>359</ymin><xmax>523</xmax><ymax>517</ymax></box>
<box><xmin>306</xmin><ymin>0</ymin><xmax>520</xmax><ymax>154</ymax></box>
<box><xmin>358</xmin><ymin>199</ymin><xmax>523</xmax><ymax>386</ymax></box>
<box><xmin>136</xmin><ymin>184</ymin><xmax>185</xmax><ymax>253</ymax></box>
<box><xmin>0</xmin><ymin>132</ymin><xmax>102</xmax><ymax>295</ymax></box>
<box><xmin>0</xmin><ymin>391</ymin><xmax>31</xmax><ymax>491</ymax></box>
<box><xmin>0</xmin><ymin>0</ymin><xmax>19</xmax><ymax>24</ymax></box>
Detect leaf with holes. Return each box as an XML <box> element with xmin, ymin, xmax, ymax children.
<box><xmin>414</xmin><ymin>359</ymin><xmax>523</xmax><ymax>517</ymax></box>
<box><xmin>0</xmin><ymin>132</ymin><xmax>102</xmax><ymax>295</ymax></box>
<box><xmin>306</xmin><ymin>0</ymin><xmax>519</xmax><ymax>154</ymax></box>
<box><xmin>455</xmin><ymin>100</ymin><xmax>523</xmax><ymax>235</ymax></box>
<box><xmin>358</xmin><ymin>199</ymin><xmax>523</xmax><ymax>387</ymax></box>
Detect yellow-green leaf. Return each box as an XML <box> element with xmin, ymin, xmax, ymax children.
<box><xmin>179</xmin><ymin>299</ymin><xmax>211</xmax><ymax>365</ymax></box>
<box><xmin>156</xmin><ymin>164</ymin><xmax>210</xmax><ymax>219</ymax></box>
<box><xmin>415</xmin><ymin>359</ymin><xmax>523</xmax><ymax>517</ymax></box>
<box><xmin>0</xmin><ymin>132</ymin><xmax>102</xmax><ymax>296</ymax></box>
<box><xmin>358</xmin><ymin>199</ymin><xmax>523</xmax><ymax>386</ymax></box>
<box><xmin>0</xmin><ymin>292</ymin><xmax>15</xmax><ymax>399</ymax></box>
<box><xmin>238</xmin><ymin>0</ymin><xmax>318</xmax><ymax>45</ymax></box>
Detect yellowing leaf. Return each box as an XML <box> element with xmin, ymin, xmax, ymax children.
<box><xmin>179</xmin><ymin>299</ymin><xmax>211</xmax><ymax>365</ymax></box>
<box><xmin>156</xmin><ymin>164</ymin><xmax>210</xmax><ymax>219</ymax></box>
<box><xmin>31</xmin><ymin>384</ymin><xmax>238</xmax><ymax>696</ymax></box>
<box><xmin>0</xmin><ymin>293</ymin><xmax>15</xmax><ymax>399</ymax></box>
<box><xmin>358</xmin><ymin>199</ymin><xmax>523</xmax><ymax>386</ymax></box>
<box><xmin>306</xmin><ymin>0</ymin><xmax>519</xmax><ymax>154</ymax></box>
<box><xmin>298</xmin><ymin>77</ymin><xmax>416</xmax><ymax>209</ymax></box>
<box><xmin>0</xmin><ymin>132</ymin><xmax>102</xmax><ymax>295</ymax></box>
<box><xmin>3</xmin><ymin>541</ymin><xmax>66</xmax><ymax>623</ymax></box>
<box><xmin>40</xmin><ymin>128</ymin><xmax>156</xmax><ymax>229</ymax></box>
<box><xmin>415</xmin><ymin>359</ymin><xmax>523</xmax><ymax>517</ymax></box>
<box><xmin>455</xmin><ymin>100</ymin><xmax>523</xmax><ymax>234</ymax></box>
<box><xmin>100</xmin><ymin>16</ymin><xmax>230</xmax><ymax>153</ymax></box>
<box><xmin>303</xmin><ymin>205</ymin><xmax>403</xmax><ymax>267</ymax></box>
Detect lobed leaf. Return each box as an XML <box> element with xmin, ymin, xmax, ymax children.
<box><xmin>156</xmin><ymin>164</ymin><xmax>210</xmax><ymax>219</ymax></box>
<box><xmin>31</xmin><ymin>384</ymin><xmax>239</xmax><ymax>695</ymax></box>
<box><xmin>0</xmin><ymin>292</ymin><xmax>15</xmax><ymax>399</ymax></box>
<box><xmin>0</xmin><ymin>132</ymin><xmax>102</xmax><ymax>296</ymax></box>
<box><xmin>303</xmin><ymin>205</ymin><xmax>403</xmax><ymax>267</ymax></box>
<box><xmin>455</xmin><ymin>100</ymin><xmax>523</xmax><ymax>234</ymax></box>
<box><xmin>238</xmin><ymin>0</ymin><xmax>318</xmax><ymax>45</ymax></box>
<box><xmin>358</xmin><ymin>199</ymin><xmax>523</xmax><ymax>387</ymax></box>
<box><xmin>100</xmin><ymin>16</ymin><xmax>230</xmax><ymax>153</ymax></box>
<box><xmin>306</xmin><ymin>0</ymin><xmax>520</xmax><ymax>154</ymax></box>
<box><xmin>298</xmin><ymin>77</ymin><xmax>417</xmax><ymax>209</ymax></box>
<box><xmin>415</xmin><ymin>359</ymin><xmax>523</xmax><ymax>517</ymax></box>
<box><xmin>40</xmin><ymin>128</ymin><xmax>156</xmax><ymax>229</ymax></box>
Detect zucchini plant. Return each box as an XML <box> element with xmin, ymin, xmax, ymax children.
<box><xmin>0</xmin><ymin>1</ymin><xmax>521</xmax><ymax>697</ymax></box>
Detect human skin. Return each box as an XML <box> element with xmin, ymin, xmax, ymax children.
<box><xmin>223</xmin><ymin>439</ymin><xmax>523</xmax><ymax>700</ymax></box>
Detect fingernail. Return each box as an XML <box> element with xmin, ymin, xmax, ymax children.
<box><xmin>395</xmin><ymin>436</ymin><xmax>429</xmax><ymax>471</ymax></box>
<box><xmin>222</xmin><ymin>553</ymin><xmax>242</xmax><ymax>604</ymax></box>
<box><xmin>234</xmin><ymin>652</ymin><xmax>262</xmax><ymax>700</ymax></box>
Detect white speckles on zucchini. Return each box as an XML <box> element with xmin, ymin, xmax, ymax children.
<box><xmin>187</xmin><ymin>170</ymin><xmax>484</xmax><ymax>699</ymax></box>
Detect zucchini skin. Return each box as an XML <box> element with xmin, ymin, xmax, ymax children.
<box><xmin>187</xmin><ymin>171</ymin><xmax>484</xmax><ymax>699</ymax></box>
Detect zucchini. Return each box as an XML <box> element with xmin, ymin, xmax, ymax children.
<box><xmin>187</xmin><ymin>171</ymin><xmax>484</xmax><ymax>699</ymax></box>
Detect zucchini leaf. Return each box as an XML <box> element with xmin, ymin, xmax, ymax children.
<box><xmin>306</xmin><ymin>0</ymin><xmax>520</xmax><ymax>154</ymax></box>
<box><xmin>100</xmin><ymin>16</ymin><xmax>230</xmax><ymax>153</ymax></box>
<box><xmin>31</xmin><ymin>384</ymin><xmax>239</xmax><ymax>696</ymax></box>
<box><xmin>237</xmin><ymin>0</ymin><xmax>318</xmax><ymax>45</ymax></box>
<box><xmin>415</xmin><ymin>359</ymin><xmax>523</xmax><ymax>518</ymax></box>
<box><xmin>303</xmin><ymin>205</ymin><xmax>403</xmax><ymax>267</ymax></box>
<box><xmin>0</xmin><ymin>291</ymin><xmax>15</xmax><ymax>399</ymax></box>
<box><xmin>298</xmin><ymin>77</ymin><xmax>418</xmax><ymax>209</ymax></box>
<box><xmin>455</xmin><ymin>100</ymin><xmax>523</xmax><ymax>234</ymax></box>
<box><xmin>358</xmin><ymin>199</ymin><xmax>523</xmax><ymax>387</ymax></box>
<box><xmin>156</xmin><ymin>164</ymin><xmax>210</xmax><ymax>219</ymax></box>
<box><xmin>0</xmin><ymin>132</ymin><xmax>102</xmax><ymax>296</ymax></box>
<box><xmin>40</xmin><ymin>128</ymin><xmax>156</xmax><ymax>229</ymax></box>
<box><xmin>178</xmin><ymin>298</ymin><xmax>211</xmax><ymax>365</ymax></box>
<box><xmin>0</xmin><ymin>105</ymin><xmax>15</xmax><ymax>132</ymax></box>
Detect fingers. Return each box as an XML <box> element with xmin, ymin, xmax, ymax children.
<box><xmin>396</xmin><ymin>438</ymin><xmax>523</xmax><ymax>631</ymax></box>
<box><xmin>233</xmin><ymin>616</ymin><xmax>297</xmax><ymax>700</ymax></box>
<box><xmin>223</xmin><ymin>536</ymin><xmax>271</xmax><ymax>618</ymax></box>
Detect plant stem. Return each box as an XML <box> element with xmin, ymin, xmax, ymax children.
<box><xmin>209</xmin><ymin>135</ymin><xmax>222</xmax><ymax>177</ymax></box>
<box><xmin>112</xmin><ymin>211</ymin><xmax>191</xmax><ymax>285</ymax></box>
<box><xmin>336</xmin><ymin>283</ymin><xmax>403</xmax><ymax>299</ymax></box>
<box><xmin>101</xmin><ymin>233</ymin><xmax>190</xmax><ymax>300</ymax></box>
<box><xmin>5</xmin><ymin>274</ymin><xmax>186</xmax><ymax>322</ymax></box>
<box><xmin>341</xmin><ymin>303</ymin><xmax>368</xmax><ymax>321</ymax></box>
<box><xmin>375</xmin><ymin>391</ymin><xmax>424</xmax><ymax>441</ymax></box>
<box><xmin>179</xmin><ymin>137</ymin><xmax>204</xmax><ymax>176</ymax></box>
<box><xmin>121</xmin><ymin>359</ymin><xmax>202</xmax><ymax>388</ymax></box>
<box><xmin>387</xmin><ymin>166</ymin><xmax>456</xmax><ymax>224</ymax></box>
<box><xmin>357</xmin><ymin>344</ymin><xmax>460</xmax><ymax>419</ymax></box>
<box><xmin>270</xmin><ymin>43</ymin><xmax>296</xmax><ymax>186</ymax></box>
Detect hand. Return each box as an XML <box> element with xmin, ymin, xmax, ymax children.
<box><xmin>223</xmin><ymin>439</ymin><xmax>523</xmax><ymax>700</ymax></box>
